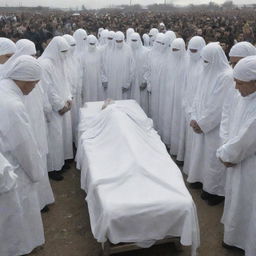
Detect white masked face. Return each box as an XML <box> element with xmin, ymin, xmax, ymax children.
<box><xmin>88</xmin><ymin>43</ymin><xmax>96</xmax><ymax>51</ymax></box>
<box><xmin>116</xmin><ymin>40</ymin><xmax>124</xmax><ymax>49</ymax></box>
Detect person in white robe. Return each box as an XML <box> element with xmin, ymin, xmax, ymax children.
<box><xmin>144</xmin><ymin>33</ymin><xmax>165</xmax><ymax>129</ymax></box>
<box><xmin>0</xmin><ymin>55</ymin><xmax>45</xmax><ymax>255</ymax></box>
<box><xmin>164</xmin><ymin>30</ymin><xmax>177</xmax><ymax>47</ymax></box>
<box><xmin>187</xmin><ymin>43</ymin><xmax>233</xmax><ymax>205</ymax></box>
<box><xmin>81</xmin><ymin>35</ymin><xmax>104</xmax><ymax>102</ymax></box>
<box><xmin>0</xmin><ymin>37</ymin><xmax>16</xmax><ymax>74</ymax></box>
<box><xmin>130</xmin><ymin>32</ymin><xmax>150</xmax><ymax>114</ymax></box>
<box><xmin>39</xmin><ymin>36</ymin><xmax>73</xmax><ymax>181</ymax></box>
<box><xmin>126</xmin><ymin>27</ymin><xmax>135</xmax><ymax>45</ymax></box>
<box><xmin>148</xmin><ymin>28</ymin><xmax>159</xmax><ymax>47</ymax></box>
<box><xmin>217</xmin><ymin>56</ymin><xmax>256</xmax><ymax>255</ymax></box>
<box><xmin>99</xmin><ymin>29</ymin><xmax>109</xmax><ymax>47</ymax></box>
<box><xmin>159</xmin><ymin>38</ymin><xmax>188</xmax><ymax>156</ymax></box>
<box><xmin>102</xmin><ymin>31</ymin><xmax>135</xmax><ymax>100</ymax></box>
<box><xmin>182</xmin><ymin>36</ymin><xmax>206</xmax><ymax>174</ymax></box>
<box><xmin>142</xmin><ymin>33</ymin><xmax>150</xmax><ymax>47</ymax></box>
<box><xmin>63</xmin><ymin>34</ymin><xmax>81</xmax><ymax>146</ymax></box>
<box><xmin>8</xmin><ymin>39</ymin><xmax>55</xmax><ymax>210</ymax></box>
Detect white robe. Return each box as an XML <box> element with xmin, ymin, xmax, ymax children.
<box><xmin>102</xmin><ymin>44</ymin><xmax>135</xmax><ymax>100</ymax></box>
<box><xmin>0</xmin><ymin>79</ymin><xmax>45</xmax><ymax>255</ymax></box>
<box><xmin>187</xmin><ymin>69</ymin><xmax>233</xmax><ymax>195</ymax></box>
<box><xmin>130</xmin><ymin>45</ymin><xmax>149</xmax><ymax>114</ymax></box>
<box><xmin>82</xmin><ymin>47</ymin><xmax>104</xmax><ymax>102</ymax></box>
<box><xmin>24</xmin><ymin>85</ymin><xmax>55</xmax><ymax>209</ymax></box>
<box><xmin>217</xmin><ymin>91</ymin><xmax>256</xmax><ymax>256</ymax></box>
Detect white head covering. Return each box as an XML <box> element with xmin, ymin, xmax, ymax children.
<box><xmin>152</xmin><ymin>33</ymin><xmax>165</xmax><ymax>52</ymax></box>
<box><xmin>188</xmin><ymin>36</ymin><xmax>206</xmax><ymax>61</ymax></box>
<box><xmin>73</xmin><ymin>28</ymin><xmax>87</xmax><ymax>53</ymax></box>
<box><xmin>126</xmin><ymin>28</ymin><xmax>135</xmax><ymax>44</ymax></box>
<box><xmin>87</xmin><ymin>35</ymin><xmax>98</xmax><ymax>51</ymax></box>
<box><xmin>165</xmin><ymin>31</ymin><xmax>176</xmax><ymax>47</ymax></box>
<box><xmin>142</xmin><ymin>34</ymin><xmax>150</xmax><ymax>47</ymax></box>
<box><xmin>107</xmin><ymin>31</ymin><xmax>116</xmax><ymax>48</ymax></box>
<box><xmin>233</xmin><ymin>56</ymin><xmax>256</xmax><ymax>82</ymax></box>
<box><xmin>99</xmin><ymin>29</ymin><xmax>109</xmax><ymax>46</ymax></box>
<box><xmin>171</xmin><ymin>38</ymin><xmax>186</xmax><ymax>58</ymax></box>
<box><xmin>4</xmin><ymin>55</ymin><xmax>42</xmax><ymax>81</ymax></box>
<box><xmin>130</xmin><ymin>33</ymin><xmax>143</xmax><ymax>50</ymax></box>
<box><xmin>149</xmin><ymin>28</ymin><xmax>159</xmax><ymax>47</ymax></box>
<box><xmin>63</xmin><ymin>34</ymin><xmax>76</xmax><ymax>54</ymax></box>
<box><xmin>98</xmin><ymin>27</ymin><xmax>104</xmax><ymax>39</ymax></box>
<box><xmin>0</xmin><ymin>38</ymin><xmax>16</xmax><ymax>56</ymax></box>
<box><xmin>115</xmin><ymin>31</ymin><xmax>125</xmax><ymax>49</ymax></box>
<box><xmin>229</xmin><ymin>41</ymin><xmax>256</xmax><ymax>58</ymax></box>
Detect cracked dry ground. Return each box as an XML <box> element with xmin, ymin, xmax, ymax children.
<box><xmin>29</xmin><ymin>162</ymin><xmax>244</xmax><ymax>256</ymax></box>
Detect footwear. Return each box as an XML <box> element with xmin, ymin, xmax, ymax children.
<box><xmin>207</xmin><ymin>195</ymin><xmax>224</xmax><ymax>206</ymax></box>
<box><xmin>222</xmin><ymin>241</ymin><xmax>245</xmax><ymax>252</ymax></box>
<box><xmin>48</xmin><ymin>171</ymin><xmax>64</xmax><ymax>181</ymax></box>
<box><xmin>201</xmin><ymin>190</ymin><xmax>212</xmax><ymax>200</ymax></box>
<box><xmin>41</xmin><ymin>205</ymin><xmax>50</xmax><ymax>213</ymax></box>
<box><xmin>189</xmin><ymin>182</ymin><xmax>203</xmax><ymax>189</ymax></box>
<box><xmin>62</xmin><ymin>162</ymin><xmax>71</xmax><ymax>170</ymax></box>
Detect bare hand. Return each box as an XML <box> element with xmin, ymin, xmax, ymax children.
<box><xmin>219</xmin><ymin>158</ymin><xmax>237</xmax><ymax>168</ymax></box>
<box><xmin>190</xmin><ymin>120</ymin><xmax>203</xmax><ymax>134</ymax></box>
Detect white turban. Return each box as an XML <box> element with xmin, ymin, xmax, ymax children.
<box><xmin>233</xmin><ymin>56</ymin><xmax>256</xmax><ymax>82</ymax></box>
<box><xmin>0</xmin><ymin>38</ymin><xmax>16</xmax><ymax>56</ymax></box>
<box><xmin>229</xmin><ymin>41</ymin><xmax>256</xmax><ymax>58</ymax></box>
<box><xmin>4</xmin><ymin>55</ymin><xmax>42</xmax><ymax>81</ymax></box>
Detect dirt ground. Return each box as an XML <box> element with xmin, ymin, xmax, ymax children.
<box><xmin>29</xmin><ymin>161</ymin><xmax>244</xmax><ymax>256</ymax></box>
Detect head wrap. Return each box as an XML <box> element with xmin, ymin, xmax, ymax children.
<box><xmin>229</xmin><ymin>41</ymin><xmax>256</xmax><ymax>58</ymax></box>
<box><xmin>0</xmin><ymin>38</ymin><xmax>16</xmax><ymax>56</ymax></box>
<box><xmin>233</xmin><ymin>56</ymin><xmax>256</xmax><ymax>82</ymax></box>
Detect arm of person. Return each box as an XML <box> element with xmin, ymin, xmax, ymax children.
<box><xmin>217</xmin><ymin>119</ymin><xmax>256</xmax><ymax>165</ymax></box>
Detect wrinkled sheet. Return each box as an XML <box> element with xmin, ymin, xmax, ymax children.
<box><xmin>76</xmin><ymin>100</ymin><xmax>200</xmax><ymax>256</ymax></box>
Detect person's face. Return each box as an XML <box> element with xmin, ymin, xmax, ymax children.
<box><xmin>230</xmin><ymin>56</ymin><xmax>243</xmax><ymax>68</ymax></box>
<box><xmin>220</xmin><ymin>42</ymin><xmax>227</xmax><ymax>51</ymax></box>
<box><xmin>235</xmin><ymin>79</ymin><xmax>256</xmax><ymax>97</ymax></box>
<box><xmin>0</xmin><ymin>53</ymin><xmax>14</xmax><ymax>64</ymax></box>
<box><xmin>15</xmin><ymin>80</ymin><xmax>39</xmax><ymax>95</ymax></box>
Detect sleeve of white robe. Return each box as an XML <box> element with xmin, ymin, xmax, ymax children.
<box><xmin>124</xmin><ymin>54</ymin><xmax>135</xmax><ymax>89</ymax></box>
<box><xmin>41</xmin><ymin>63</ymin><xmax>66</xmax><ymax>112</ymax></box>
<box><xmin>100</xmin><ymin>51</ymin><xmax>108</xmax><ymax>83</ymax></box>
<box><xmin>197</xmin><ymin>74</ymin><xmax>233</xmax><ymax>133</ymax></box>
<box><xmin>217</xmin><ymin>119</ymin><xmax>256</xmax><ymax>164</ymax></box>
<box><xmin>143</xmin><ymin>56</ymin><xmax>151</xmax><ymax>92</ymax></box>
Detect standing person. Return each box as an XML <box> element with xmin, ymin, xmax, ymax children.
<box><xmin>142</xmin><ymin>33</ymin><xmax>150</xmax><ymax>48</ymax></box>
<box><xmin>63</xmin><ymin>34</ymin><xmax>80</xmax><ymax>146</ymax></box>
<box><xmin>81</xmin><ymin>35</ymin><xmax>103</xmax><ymax>102</ymax></box>
<box><xmin>217</xmin><ymin>56</ymin><xmax>256</xmax><ymax>255</ymax></box>
<box><xmin>187</xmin><ymin>43</ymin><xmax>233</xmax><ymax>205</ymax></box>
<box><xmin>148</xmin><ymin>28</ymin><xmax>159</xmax><ymax>47</ymax></box>
<box><xmin>130</xmin><ymin>32</ymin><xmax>150</xmax><ymax>114</ymax></box>
<box><xmin>126</xmin><ymin>27</ymin><xmax>135</xmax><ymax>45</ymax></box>
<box><xmin>0</xmin><ymin>55</ymin><xmax>45</xmax><ymax>255</ymax></box>
<box><xmin>102</xmin><ymin>31</ymin><xmax>135</xmax><ymax>100</ymax></box>
<box><xmin>144</xmin><ymin>33</ymin><xmax>165</xmax><ymax>129</ymax></box>
<box><xmin>0</xmin><ymin>37</ymin><xmax>16</xmax><ymax>74</ymax></box>
<box><xmin>39</xmin><ymin>36</ymin><xmax>73</xmax><ymax>181</ymax></box>
<box><xmin>182</xmin><ymin>36</ymin><xmax>206</xmax><ymax>174</ymax></box>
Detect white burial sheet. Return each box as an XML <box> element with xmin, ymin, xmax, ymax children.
<box><xmin>76</xmin><ymin>100</ymin><xmax>200</xmax><ymax>256</ymax></box>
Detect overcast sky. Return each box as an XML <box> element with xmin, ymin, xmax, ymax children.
<box><xmin>0</xmin><ymin>0</ymin><xmax>255</xmax><ymax>9</ymax></box>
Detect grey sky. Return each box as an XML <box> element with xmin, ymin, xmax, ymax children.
<box><xmin>0</xmin><ymin>0</ymin><xmax>255</xmax><ymax>9</ymax></box>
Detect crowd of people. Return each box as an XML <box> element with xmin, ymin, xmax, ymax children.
<box><xmin>1</xmin><ymin>10</ymin><xmax>256</xmax><ymax>256</ymax></box>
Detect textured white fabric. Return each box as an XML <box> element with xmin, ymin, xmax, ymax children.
<box><xmin>183</xmin><ymin>36</ymin><xmax>206</xmax><ymax>174</ymax></box>
<box><xmin>142</xmin><ymin>34</ymin><xmax>150</xmax><ymax>47</ymax></box>
<box><xmin>229</xmin><ymin>41</ymin><xmax>256</xmax><ymax>58</ymax></box>
<box><xmin>216</xmin><ymin>88</ymin><xmax>256</xmax><ymax>256</ymax></box>
<box><xmin>0</xmin><ymin>79</ymin><xmax>45</xmax><ymax>255</ymax></box>
<box><xmin>187</xmin><ymin>43</ymin><xmax>233</xmax><ymax>196</ymax></box>
<box><xmin>4</xmin><ymin>55</ymin><xmax>42</xmax><ymax>81</ymax></box>
<box><xmin>76</xmin><ymin>100</ymin><xmax>200</xmax><ymax>256</ymax></box>
<box><xmin>0</xmin><ymin>37</ymin><xmax>16</xmax><ymax>56</ymax></box>
<box><xmin>233</xmin><ymin>55</ymin><xmax>256</xmax><ymax>82</ymax></box>
<box><xmin>130</xmin><ymin>32</ymin><xmax>150</xmax><ymax>114</ymax></box>
<box><xmin>148</xmin><ymin>28</ymin><xmax>159</xmax><ymax>47</ymax></box>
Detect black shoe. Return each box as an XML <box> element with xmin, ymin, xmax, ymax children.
<box><xmin>176</xmin><ymin>160</ymin><xmax>184</xmax><ymax>167</ymax></box>
<box><xmin>41</xmin><ymin>205</ymin><xmax>50</xmax><ymax>213</ymax></box>
<box><xmin>62</xmin><ymin>162</ymin><xmax>71</xmax><ymax>170</ymax></box>
<box><xmin>222</xmin><ymin>241</ymin><xmax>245</xmax><ymax>253</ymax></box>
<box><xmin>189</xmin><ymin>182</ymin><xmax>203</xmax><ymax>189</ymax></box>
<box><xmin>207</xmin><ymin>195</ymin><xmax>224</xmax><ymax>206</ymax></box>
<box><xmin>201</xmin><ymin>190</ymin><xmax>212</xmax><ymax>200</ymax></box>
<box><xmin>48</xmin><ymin>171</ymin><xmax>64</xmax><ymax>181</ymax></box>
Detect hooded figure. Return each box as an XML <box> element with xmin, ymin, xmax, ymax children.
<box><xmin>148</xmin><ymin>28</ymin><xmax>159</xmax><ymax>47</ymax></box>
<box><xmin>102</xmin><ymin>31</ymin><xmax>135</xmax><ymax>100</ymax></box>
<box><xmin>97</xmin><ymin>27</ymin><xmax>104</xmax><ymax>40</ymax></box>
<box><xmin>0</xmin><ymin>55</ymin><xmax>45</xmax><ymax>256</ymax></box>
<box><xmin>81</xmin><ymin>35</ymin><xmax>103</xmax><ymax>102</ymax></box>
<box><xmin>165</xmin><ymin>30</ymin><xmax>177</xmax><ymax>47</ymax></box>
<box><xmin>130</xmin><ymin>32</ymin><xmax>150</xmax><ymax>114</ymax></box>
<box><xmin>63</xmin><ymin>34</ymin><xmax>81</xmax><ymax>146</ymax></box>
<box><xmin>158</xmin><ymin>38</ymin><xmax>188</xmax><ymax>153</ymax></box>
<box><xmin>73</xmin><ymin>28</ymin><xmax>88</xmax><ymax>56</ymax></box>
<box><xmin>126</xmin><ymin>28</ymin><xmax>135</xmax><ymax>45</ymax></box>
<box><xmin>182</xmin><ymin>36</ymin><xmax>206</xmax><ymax>174</ymax></box>
<box><xmin>0</xmin><ymin>38</ymin><xmax>16</xmax><ymax>74</ymax></box>
<box><xmin>39</xmin><ymin>36</ymin><xmax>73</xmax><ymax>180</ymax></box>
<box><xmin>144</xmin><ymin>33</ymin><xmax>166</xmax><ymax>129</ymax></box>
<box><xmin>99</xmin><ymin>29</ymin><xmax>109</xmax><ymax>47</ymax></box>
<box><xmin>142</xmin><ymin>33</ymin><xmax>150</xmax><ymax>47</ymax></box>
<box><xmin>216</xmin><ymin>56</ymin><xmax>256</xmax><ymax>256</ymax></box>
<box><xmin>9</xmin><ymin>39</ymin><xmax>54</xmax><ymax>210</ymax></box>
<box><xmin>187</xmin><ymin>43</ymin><xmax>233</xmax><ymax>205</ymax></box>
